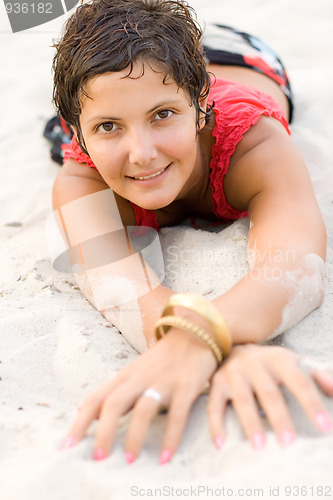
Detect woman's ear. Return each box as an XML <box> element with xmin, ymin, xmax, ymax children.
<box><xmin>198</xmin><ymin>96</ymin><xmax>209</xmax><ymax>130</ymax></box>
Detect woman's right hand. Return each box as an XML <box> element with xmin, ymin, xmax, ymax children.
<box><xmin>61</xmin><ymin>327</ymin><xmax>218</xmax><ymax>464</ymax></box>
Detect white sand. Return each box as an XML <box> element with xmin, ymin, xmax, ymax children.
<box><xmin>0</xmin><ymin>0</ymin><xmax>333</xmax><ymax>498</ymax></box>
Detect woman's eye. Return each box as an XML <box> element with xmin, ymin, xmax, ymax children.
<box><xmin>97</xmin><ymin>122</ymin><xmax>116</xmax><ymax>133</ymax></box>
<box><xmin>155</xmin><ymin>110</ymin><xmax>172</xmax><ymax>120</ymax></box>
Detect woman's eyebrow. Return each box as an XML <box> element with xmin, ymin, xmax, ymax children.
<box><xmin>147</xmin><ymin>99</ymin><xmax>182</xmax><ymax>114</ymax></box>
<box><xmin>86</xmin><ymin>115</ymin><xmax>120</xmax><ymax>124</ymax></box>
<box><xmin>86</xmin><ymin>100</ymin><xmax>183</xmax><ymax>124</ymax></box>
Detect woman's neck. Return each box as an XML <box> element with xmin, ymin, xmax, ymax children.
<box><xmin>178</xmin><ymin>117</ymin><xmax>216</xmax><ymax>207</ymax></box>
<box><xmin>155</xmin><ymin>118</ymin><xmax>217</xmax><ymax>226</ymax></box>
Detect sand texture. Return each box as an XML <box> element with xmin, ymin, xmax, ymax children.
<box><xmin>0</xmin><ymin>0</ymin><xmax>332</xmax><ymax>498</ymax></box>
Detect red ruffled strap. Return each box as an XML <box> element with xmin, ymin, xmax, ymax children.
<box><xmin>63</xmin><ymin>136</ymin><xmax>97</xmax><ymax>170</ymax></box>
<box><xmin>129</xmin><ymin>203</ymin><xmax>160</xmax><ymax>231</ymax></box>
<box><xmin>209</xmin><ymin>81</ymin><xmax>290</xmax><ymax>221</ymax></box>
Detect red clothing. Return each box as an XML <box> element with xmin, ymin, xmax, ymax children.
<box><xmin>63</xmin><ymin>78</ymin><xmax>290</xmax><ymax>229</ymax></box>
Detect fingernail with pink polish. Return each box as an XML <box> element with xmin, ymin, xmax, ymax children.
<box><xmin>93</xmin><ymin>448</ymin><xmax>107</xmax><ymax>461</ymax></box>
<box><xmin>159</xmin><ymin>449</ymin><xmax>173</xmax><ymax>465</ymax></box>
<box><xmin>61</xmin><ymin>436</ymin><xmax>76</xmax><ymax>450</ymax></box>
<box><xmin>125</xmin><ymin>451</ymin><xmax>136</xmax><ymax>465</ymax></box>
<box><xmin>251</xmin><ymin>432</ymin><xmax>266</xmax><ymax>451</ymax></box>
<box><xmin>279</xmin><ymin>429</ymin><xmax>296</xmax><ymax>447</ymax></box>
<box><xmin>214</xmin><ymin>435</ymin><xmax>225</xmax><ymax>450</ymax></box>
<box><xmin>315</xmin><ymin>411</ymin><xmax>333</xmax><ymax>433</ymax></box>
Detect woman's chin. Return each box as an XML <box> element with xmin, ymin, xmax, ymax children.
<box><xmin>136</xmin><ymin>199</ymin><xmax>170</xmax><ymax>211</ymax></box>
<box><xmin>130</xmin><ymin>191</ymin><xmax>178</xmax><ymax>211</ymax></box>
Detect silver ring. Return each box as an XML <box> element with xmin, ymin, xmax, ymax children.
<box><xmin>143</xmin><ymin>388</ymin><xmax>162</xmax><ymax>403</ymax></box>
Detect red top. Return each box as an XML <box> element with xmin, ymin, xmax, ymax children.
<box><xmin>64</xmin><ymin>78</ymin><xmax>290</xmax><ymax>230</ymax></box>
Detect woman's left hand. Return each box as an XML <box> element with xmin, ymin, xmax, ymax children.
<box><xmin>208</xmin><ymin>344</ymin><xmax>333</xmax><ymax>450</ymax></box>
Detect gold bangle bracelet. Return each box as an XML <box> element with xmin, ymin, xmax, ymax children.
<box><xmin>154</xmin><ymin>315</ymin><xmax>223</xmax><ymax>366</ymax></box>
<box><xmin>160</xmin><ymin>293</ymin><xmax>232</xmax><ymax>357</ymax></box>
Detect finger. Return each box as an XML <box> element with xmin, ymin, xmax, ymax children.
<box><xmin>249</xmin><ymin>370</ymin><xmax>296</xmax><ymax>447</ymax></box>
<box><xmin>228</xmin><ymin>373</ymin><xmax>266</xmax><ymax>450</ymax></box>
<box><xmin>61</xmin><ymin>380</ymin><xmax>117</xmax><ymax>449</ymax></box>
<box><xmin>159</xmin><ymin>387</ymin><xmax>197</xmax><ymax>464</ymax></box>
<box><xmin>125</xmin><ymin>389</ymin><xmax>166</xmax><ymax>463</ymax></box>
<box><xmin>297</xmin><ymin>357</ymin><xmax>333</xmax><ymax>396</ymax></box>
<box><xmin>94</xmin><ymin>384</ymin><xmax>141</xmax><ymax>460</ymax></box>
<box><xmin>208</xmin><ymin>374</ymin><xmax>229</xmax><ymax>450</ymax></box>
<box><xmin>311</xmin><ymin>369</ymin><xmax>333</xmax><ymax>397</ymax></box>
<box><xmin>275</xmin><ymin>357</ymin><xmax>333</xmax><ymax>434</ymax></box>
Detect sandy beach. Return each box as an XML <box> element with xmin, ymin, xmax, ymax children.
<box><xmin>0</xmin><ymin>0</ymin><xmax>333</xmax><ymax>498</ymax></box>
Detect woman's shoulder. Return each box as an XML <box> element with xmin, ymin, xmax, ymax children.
<box><xmin>209</xmin><ymin>77</ymin><xmax>286</xmax><ymax>112</ymax></box>
<box><xmin>208</xmin><ymin>78</ymin><xmax>290</xmax><ymax>142</ymax></box>
<box><xmin>205</xmin><ymin>77</ymin><xmax>291</xmax><ymax>219</ymax></box>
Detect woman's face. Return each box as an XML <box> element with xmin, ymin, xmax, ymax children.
<box><xmin>78</xmin><ymin>61</ymin><xmax>204</xmax><ymax>210</ymax></box>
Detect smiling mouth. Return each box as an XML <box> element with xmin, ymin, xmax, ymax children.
<box><xmin>131</xmin><ymin>165</ymin><xmax>169</xmax><ymax>180</ymax></box>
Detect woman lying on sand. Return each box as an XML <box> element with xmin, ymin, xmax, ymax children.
<box><xmin>50</xmin><ymin>0</ymin><xmax>333</xmax><ymax>464</ymax></box>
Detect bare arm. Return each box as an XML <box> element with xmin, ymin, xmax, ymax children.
<box><xmin>212</xmin><ymin>115</ymin><xmax>326</xmax><ymax>342</ymax></box>
<box><xmin>52</xmin><ymin>159</ymin><xmax>174</xmax><ymax>351</ymax></box>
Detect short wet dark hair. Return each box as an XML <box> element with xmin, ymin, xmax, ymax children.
<box><xmin>52</xmin><ymin>0</ymin><xmax>211</xmax><ymax>154</ymax></box>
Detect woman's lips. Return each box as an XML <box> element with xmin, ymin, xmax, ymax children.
<box><xmin>128</xmin><ymin>164</ymin><xmax>170</xmax><ymax>182</ymax></box>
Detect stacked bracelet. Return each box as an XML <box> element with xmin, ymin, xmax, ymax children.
<box><xmin>157</xmin><ymin>292</ymin><xmax>232</xmax><ymax>357</ymax></box>
<box><xmin>154</xmin><ymin>292</ymin><xmax>232</xmax><ymax>366</ymax></box>
<box><xmin>155</xmin><ymin>315</ymin><xmax>223</xmax><ymax>366</ymax></box>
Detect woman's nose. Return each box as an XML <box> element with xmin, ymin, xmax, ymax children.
<box><xmin>128</xmin><ymin>128</ymin><xmax>158</xmax><ymax>167</ymax></box>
